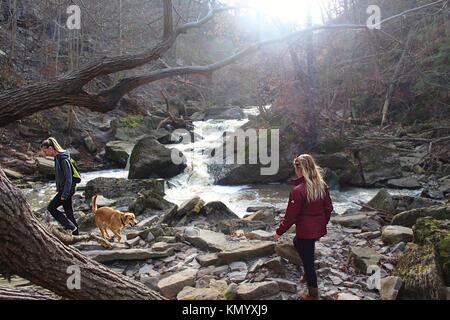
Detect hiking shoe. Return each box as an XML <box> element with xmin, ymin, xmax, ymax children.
<box><xmin>71</xmin><ymin>226</ymin><xmax>79</xmax><ymax>236</ymax></box>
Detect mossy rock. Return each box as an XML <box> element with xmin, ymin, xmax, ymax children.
<box><xmin>394</xmin><ymin>243</ymin><xmax>447</xmax><ymax>300</ymax></box>
<box><xmin>413</xmin><ymin>217</ymin><xmax>450</xmax><ymax>286</ymax></box>
<box><xmin>391</xmin><ymin>205</ymin><xmax>450</xmax><ymax>228</ymax></box>
<box><xmin>120</xmin><ymin>115</ymin><xmax>144</xmax><ymax>128</ymax></box>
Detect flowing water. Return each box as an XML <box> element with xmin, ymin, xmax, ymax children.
<box><xmin>22</xmin><ymin>107</ymin><xmax>420</xmax><ymax>217</ymax></box>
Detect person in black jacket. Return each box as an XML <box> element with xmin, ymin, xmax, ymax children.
<box><xmin>40</xmin><ymin>137</ymin><xmax>79</xmax><ymax>235</ymax></box>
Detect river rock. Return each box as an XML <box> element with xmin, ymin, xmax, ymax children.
<box><xmin>331</xmin><ymin>214</ymin><xmax>370</xmax><ymax>228</ymax></box>
<box><xmin>177</xmin><ymin>286</ymin><xmax>222</xmax><ymax>300</ymax></box>
<box><xmin>230</xmin><ymin>261</ymin><xmax>248</xmax><ymax>272</ymax></box>
<box><xmin>217</xmin><ymin>241</ymin><xmax>275</xmax><ymax>265</ymax></box>
<box><xmin>266</xmin><ymin>278</ymin><xmax>297</xmax><ymax>293</ymax></box>
<box><xmin>381</xmin><ymin>226</ymin><xmax>413</xmax><ymax>245</ymax></box>
<box><xmin>183</xmin><ymin>228</ymin><xmax>228</xmax><ymax>252</ymax></box>
<box><xmin>236</xmin><ymin>281</ymin><xmax>280</xmax><ymax>300</ymax></box>
<box><xmin>162</xmin><ymin>196</ymin><xmax>205</xmax><ymax>226</ymax></box>
<box><xmin>228</xmin><ymin>271</ymin><xmax>247</xmax><ymax>283</ymax></box>
<box><xmin>245</xmin><ymin>230</ymin><xmax>274</xmax><ymax>241</ymax></box>
<box><xmin>196</xmin><ymin>254</ymin><xmax>219</xmax><ymax>267</ymax></box>
<box><xmin>85</xmin><ymin>177</ymin><xmax>164</xmax><ymax>200</ymax></box>
<box><xmin>157</xmin><ymin>268</ymin><xmax>198</xmax><ymax>299</ymax></box>
<box><xmin>83</xmin><ymin>133</ymin><xmax>97</xmax><ymax>154</ymax></box>
<box><xmin>275</xmin><ymin>241</ymin><xmax>301</xmax><ymax>266</ymax></box>
<box><xmin>84</xmin><ymin>248</ymin><xmax>174</xmax><ymax>263</ymax></box>
<box><xmin>366</xmin><ymin>189</ymin><xmax>396</xmax><ymax>213</ymax></box>
<box><xmin>349</xmin><ymin>246</ymin><xmax>382</xmax><ymax>273</ymax></box>
<box><xmin>129</xmin><ymin>190</ymin><xmax>176</xmax><ymax>215</ymax></box>
<box><xmin>201</xmin><ymin>201</ymin><xmax>241</xmax><ymax>222</ymax></box>
<box><xmin>36</xmin><ymin>157</ymin><xmax>55</xmax><ymax>176</ymax></box>
<box><xmin>388</xmin><ymin>177</ymin><xmax>422</xmax><ymax>189</ymax></box>
<box><xmin>337</xmin><ymin>292</ymin><xmax>361</xmax><ymax>300</ymax></box>
<box><xmin>128</xmin><ymin>137</ymin><xmax>187</xmax><ymax>179</ymax></box>
<box><xmin>391</xmin><ymin>204</ymin><xmax>450</xmax><ymax>227</ymax></box>
<box><xmin>244</xmin><ymin>210</ymin><xmax>276</xmax><ymax>225</ymax></box>
<box><xmin>250</xmin><ymin>257</ymin><xmax>286</xmax><ymax>277</ymax></box>
<box><xmin>217</xmin><ymin>219</ymin><xmax>268</xmax><ymax>234</ymax></box>
<box><xmin>380</xmin><ymin>276</ymin><xmax>403</xmax><ymax>300</ymax></box>
<box><xmin>105</xmin><ymin>141</ymin><xmax>134</xmax><ymax>168</ymax></box>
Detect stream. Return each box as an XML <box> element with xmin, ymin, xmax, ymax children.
<box><xmin>22</xmin><ymin>107</ymin><xmax>420</xmax><ymax>217</ymax></box>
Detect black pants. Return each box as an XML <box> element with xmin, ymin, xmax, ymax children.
<box><xmin>293</xmin><ymin>237</ymin><xmax>318</xmax><ymax>288</ymax></box>
<box><xmin>47</xmin><ymin>192</ymin><xmax>78</xmax><ymax>232</ymax></box>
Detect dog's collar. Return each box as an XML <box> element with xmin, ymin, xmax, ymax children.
<box><xmin>120</xmin><ymin>215</ymin><xmax>126</xmax><ymax>226</ymax></box>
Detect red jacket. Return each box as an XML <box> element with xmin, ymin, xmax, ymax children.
<box><xmin>276</xmin><ymin>177</ymin><xmax>334</xmax><ymax>240</ymax></box>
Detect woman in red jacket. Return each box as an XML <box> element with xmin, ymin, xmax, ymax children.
<box><xmin>274</xmin><ymin>154</ymin><xmax>334</xmax><ymax>300</ymax></box>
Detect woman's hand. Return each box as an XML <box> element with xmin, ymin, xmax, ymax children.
<box><xmin>274</xmin><ymin>233</ymin><xmax>280</xmax><ymax>242</ymax></box>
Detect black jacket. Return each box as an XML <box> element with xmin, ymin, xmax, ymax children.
<box><xmin>54</xmin><ymin>151</ymin><xmax>75</xmax><ymax>199</ymax></box>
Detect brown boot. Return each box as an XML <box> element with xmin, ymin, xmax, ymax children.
<box><xmin>299</xmin><ymin>275</ymin><xmax>307</xmax><ymax>284</ymax></box>
<box><xmin>299</xmin><ymin>287</ymin><xmax>320</xmax><ymax>300</ymax></box>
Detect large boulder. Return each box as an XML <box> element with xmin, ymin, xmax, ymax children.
<box><xmin>157</xmin><ymin>268</ymin><xmax>198</xmax><ymax>299</ymax></box>
<box><xmin>128</xmin><ymin>137</ymin><xmax>186</xmax><ymax>179</ymax></box>
<box><xmin>275</xmin><ymin>241</ymin><xmax>301</xmax><ymax>266</ymax></box>
<box><xmin>201</xmin><ymin>201</ymin><xmax>241</xmax><ymax>222</ymax></box>
<box><xmin>315</xmin><ymin>152</ymin><xmax>359</xmax><ymax>185</ymax></box>
<box><xmin>163</xmin><ymin>199</ymin><xmax>239</xmax><ymax>227</ymax></box>
<box><xmin>381</xmin><ymin>226</ymin><xmax>414</xmax><ymax>245</ymax></box>
<box><xmin>84</xmin><ymin>177</ymin><xmax>164</xmax><ymax>200</ymax></box>
<box><xmin>413</xmin><ymin>217</ymin><xmax>450</xmax><ymax>286</ymax></box>
<box><xmin>349</xmin><ymin>147</ymin><xmax>403</xmax><ymax>187</ymax></box>
<box><xmin>366</xmin><ymin>189</ymin><xmax>396</xmax><ymax>213</ymax></box>
<box><xmin>105</xmin><ymin>141</ymin><xmax>134</xmax><ymax>168</ymax></box>
<box><xmin>129</xmin><ymin>190</ymin><xmax>176</xmax><ymax>216</ymax></box>
<box><xmin>394</xmin><ymin>243</ymin><xmax>447</xmax><ymax>300</ymax></box>
<box><xmin>391</xmin><ymin>205</ymin><xmax>450</xmax><ymax>228</ymax></box>
<box><xmin>162</xmin><ymin>196</ymin><xmax>205</xmax><ymax>226</ymax></box>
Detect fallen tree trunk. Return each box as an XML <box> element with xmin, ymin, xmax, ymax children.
<box><xmin>0</xmin><ymin>168</ymin><xmax>165</xmax><ymax>300</ymax></box>
<box><xmin>0</xmin><ymin>285</ymin><xmax>61</xmax><ymax>300</ymax></box>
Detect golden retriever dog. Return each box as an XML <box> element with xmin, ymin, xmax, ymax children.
<box><xmin>91</xmin><ymin>195</ymin><xmax>136</xmax><ymax>242</ymax></box>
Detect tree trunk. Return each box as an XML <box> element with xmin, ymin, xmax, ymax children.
<box><xmin>380</xmin><ymin>29</ymin><xmax>414</xmax><ymax>126</ymax></box>
<box><xmin>0</xmin><ymin>285</ymin><xmax>62</xmax><ymax>300</ymax></box>
<box><xmin>0</xmin><ymin>168</ymin><xmax>165</xmax><ymax>300</ymax></box>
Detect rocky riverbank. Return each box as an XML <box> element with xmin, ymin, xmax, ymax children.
<box><xmin>23</xmin><ymin>175</ymin><xmax>448</xmax><ymax>300</ymax></box>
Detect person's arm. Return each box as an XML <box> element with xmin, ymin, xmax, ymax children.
<box><xmin>61</xmin><ymin>159</ymin><xmax>73</xmax><ymax>200</ymax></box>
<box><xmin>324</xmin><ymin>186</ymin><xmax>334</xmax><ymax>223</ymax></box>
<box><xmin>276</xmin><ymin>189</ymin><xmax>303</xmax><ymax>236</ymax></box>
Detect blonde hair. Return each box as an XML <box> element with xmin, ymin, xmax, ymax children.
<box><xmin>294</xmin><ymin>154</ymin><xmax>326</xmax><ymax>202</ymax></box>
<box><xmin>41</xmin><ymin>137</ymin><xmax>66</xmax><ymax>153</ymax></box>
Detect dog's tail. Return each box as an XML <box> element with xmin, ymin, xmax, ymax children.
<box><xmin>91</xmin><ymin>195</ymin><xmax>98</xmax><ymax>214</ymax></box>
